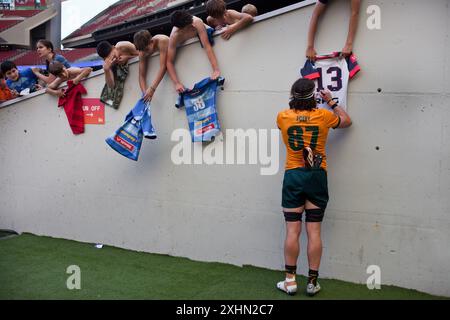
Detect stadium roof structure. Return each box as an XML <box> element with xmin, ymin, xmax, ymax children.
<box><xmin>62</xmin><ymin>0</ymin><xmax>303</xmax><ymax>48</ymax></box>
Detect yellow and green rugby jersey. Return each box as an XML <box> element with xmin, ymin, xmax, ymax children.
<box><xmin>277</xmin><ymin>108</ymin><xmax>340</xmax><ymax>171</ymax></box>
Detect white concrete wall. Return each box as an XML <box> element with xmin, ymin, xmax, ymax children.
<box><xmin>1</xmin><ymin>0</ymin><xmax>450</xmax><ymax>297</ymax></box>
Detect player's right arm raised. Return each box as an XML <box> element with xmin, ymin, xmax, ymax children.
<box><xmin>320</xmin><ymin>89</ymin><xmax>352</xmax><ymax>128</ymax></box>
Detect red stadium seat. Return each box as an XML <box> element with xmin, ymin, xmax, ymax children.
<box><xmin>8</xmin><ymin>48</ymin><xmax>98</xmax><ymax>66</ymax></box>
<box><xmin>0</xmin><ymin>20</ymin><xmax>21</xmax><ymax>32</ymax></box>
<box><xmin>1</xmin><ymin>10</ymin><xmax>41</xmax><ymax>18</ymax></box>
<box><xmin>66</xmin><ymin>0</ymin><xmax>174</xmax><ymax>38</ymax></box>
<box><xmin>0</xmin><ymin>49</ymin><xmax>19</xmax><ymax>62</ymax></box>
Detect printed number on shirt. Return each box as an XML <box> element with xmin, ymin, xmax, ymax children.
<box><xmin>193</xmin><ymin>98</ymin><xmax>206</xmax><ymax>112</ymax></box>
<box><xmin>316</xmin><ymin>67</ymin><xmax>343</xmax><ymax>92</ymax></box>
<box><xmin>315</xmin><ymin>67</ymin><xmax>342</xmax><ymax>105</ymax></box>
<box><xmin>288</xmin><ymin>126</ymin><xmax>319</xmax><ymax>151</ymax></box>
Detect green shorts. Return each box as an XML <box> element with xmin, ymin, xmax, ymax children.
<box><xmin>282</xmin><ymin>167</ymin><xmax>329</xmax><ymax>210</ymax></box>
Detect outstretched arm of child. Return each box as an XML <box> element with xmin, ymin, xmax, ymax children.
<box><xmin>166</xmin><ymin>33</ymin><xmax>185</xmax><ymax>94</ymax></box>
<box><xmin>46</xmin><ymin>86</ymin><xmax>65</xmax><ymax>97</ymax></box>
<box><xmin>47</xmin><ymin>76</ymin><xmax>64</xmax><ymax>90</ymax></box>
<box><xmin>195</xmin><ymin>20</ymin><xmax>220</xmax><ymax>79</ymax></box>
<box><xmin>45</xmin><ymin>76</ymin><xmax>65</xmax><ymax>97</ymax></box>
<box><xmin>342</xmin><ymin>0</ymin><xmax>361</xmax><ymax>56</ymax></box>
<box><xmin>138</xmin><ymin>52</ymin><xmax>149</xmax><ymax>95</ymax></box>
<box><xmin>71</xmin><ymin>67</ymin><xmax>92</xmax><ymax>85</ymax></box>
<box><xmin>221</xmin><ymin>10</ymin><xmax>253</xmax><ymax>40</ymax></box>
<box><xmin>306</xmin><ymin>1</ymin><xmax>327</xmax><ymax>60</ymax></box>
<box><xmin>32</xmin><ymin>67</ymin><xmax>56</xmax><ymax>85</ymax></box>
<box><xmin>142</xmin><ymin>39</ymin><xmax>169</xmax><ymax>102</ymax></box>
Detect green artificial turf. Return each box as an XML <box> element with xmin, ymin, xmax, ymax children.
<box><xmin>0</xmin><ymin>233</ymin><xmax>446</xmax><ymax>300</ymax></box>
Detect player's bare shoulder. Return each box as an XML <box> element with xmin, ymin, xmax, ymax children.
<box><xmin>169</xmin><ymin>26</ymin><xmax>183</xmax><ymax>45</ymax></box>
<box><xmin>192</xmin><ymin>16</ymin><xmax>209</xmax><ymax>32</ymax></box>
<box><xmin>192</xmin><ymin>15</ymin><xmax>204</xmax><ymax>26</ymax></box>
<box><xmin>225</xmin><ymin>9</ymin><xmax>243</xmax><ymax>24</ymax></box>
<box><xmin>116</xmin><ymin>41</ymin><xmax>137</xmax><ymax>54</ymax></box>
<box><xmin>154</xmin><ymin>34</ymin><xmax>169</xmax><ymax>50</ymax></box>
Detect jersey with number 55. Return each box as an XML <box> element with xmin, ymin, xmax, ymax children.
<box><xmin>277</xmin><ymin>108</ymin><xmax>340</xmax><ymax>170</ymax></box>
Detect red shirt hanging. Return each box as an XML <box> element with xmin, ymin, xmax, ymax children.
<box><xmin>58</xmin><ymin>80</ymin><xmax>87</xmax><ymax>135</ymax></box>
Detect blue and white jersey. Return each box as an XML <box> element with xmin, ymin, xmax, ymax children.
<box><xmin>125</xmin><ymin>98</ymin><xmax>156</xmax><ymax>139</ymax></box>
<box><xmin>105</xmin><ymin>98</ymin><xmax>156</xmax><ymax>161</ymax></box>
<box><xmin>176</xmin><ymin>77</ymin><xmax>225</xmax><ymax>142</ymax></box>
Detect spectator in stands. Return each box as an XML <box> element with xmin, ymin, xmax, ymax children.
<box><xmin>34</xmin><ymin>39</ymin><xmax>71</xmax><ymax>87</ymax></box>
<box><xmin>306</xmin><ymin>0</ymin><xmax>361</xmax><ymax>60</ymax></box>
<box><xmin>133</xmin><ymin>30</ymin><xmax>169</xmax><ymax>103</ymax></box>
<box><xmin>167</xmin><ymin>10</ymin><xmax>220</xmax><ymax>93</ymax></box>
<box><xmin>205</xmin><ymin>0</ymin><xmax>254</xmax><ymax>39</ymax></box>
<box><xmin>45</xmin><ymin>62</ymin><xmax>92</xmax><ymax>98</ymax></box>
<box><xmin>0</xmin><ymin>71</ymin><xmax>17</xmax><ymax>102</ymax></box>
<box><xmin>241</xmin><ymin>4</ymin><xmax>258</xmax><ymax>17</ymax></box>
<box><xmin>96</xmin><ymin>40</ymin><xmax>139</xmax><ymax>109</ymax></box>
<box><xmin>1</xmin><ymin>61</ymin><xmax>42</xmax><ymax>95</ymax></box>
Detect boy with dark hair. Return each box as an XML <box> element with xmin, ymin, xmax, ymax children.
<box><xmin>96</xmin><ymin>40</ymin><xmax>139</xmax><ymax>89</ymax></box>
<box><xmin>306</xmin><ymin>0</ymin><xmax>361</xmax><ymax>60</ymax></box>
<box><xmin>45</xmin><ymin>62</ymin><xmax>92</xmax><ymax>97</ymax></box>
<box><xmin>0</xmin><ymin>61</ymin><xmax>41</xmax><ymax>95</ymax></box>
<box><xmin>167</xmin><ymin>10</ymin><xmax>220</xmax><ymax>93</ymax></box>
<box><xmin>133</xmin><ymin>30</ymin><xmax>169</xmax><ymax>102</ymax></box>
<box><xmin>205</xmin><ymin>0</ymin><xmax>254</xmax><ymax>40</ymax></box>
<box><xmin>96</xmin><ymin>40</ymin><xmax>139</xmax><ymax>109</ymax></box>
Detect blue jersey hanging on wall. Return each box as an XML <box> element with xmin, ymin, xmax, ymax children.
<box><xmin>106</xmin><ymin>98</ymin><xmax>156</xmax><ymax>161</ymax></box>
<box><xmin>176</xmin><ymin>77</ymin><xmax>225</xmax><ymax>142</ymax></box>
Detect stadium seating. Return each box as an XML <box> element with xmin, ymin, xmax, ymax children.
<box><xmin>0</xmin><ymin>8</ymin><xmax>44</xmax><ymax>32</ymax></box>
<box><xmin>0</xmin><ymin>49</ymin><xmax>18</xmax><ymax>61</ymax></box>
<box><xmin>0</xmin><ymin>20</ymin><xmax>21</xmax><ymax>32</ymax></box>
<box><xmin>59</xmin><ymin>48</ymin><xmax>97</xmax><ymax>62</ymax></box>
<box><xmin>10</xmin><ymin>50</ymin><xmax>41</xmax><ymax>66</ymax></box>
<box><xmin>3</xmin><ymin>48</ymin><xmax>97</xmax><ymax>66</ymax></box>
<box><xmin>1</xmin><ymin>10</ymin><xmax>41</xmax><ymax>18</ymax></box>
<box><xmin>67</xmin><ymin>0</ymin><xmax>174</xmax><ymax>38</ymax></box>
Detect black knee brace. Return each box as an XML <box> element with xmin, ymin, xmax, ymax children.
<box><xmin>305</xmin><ymin>208</ymin><xmax>325</xmax><ymax>222</ymax></box>
<box><xmin>283</xmin><ymin>211</ymin><xmax>302</xmax><ymax>222</ymax></box>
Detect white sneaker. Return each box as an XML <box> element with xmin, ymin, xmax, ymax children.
<box><xmin>306</xmin><ymin>282</ymin><xmax>321</xmax><ymax>296</ymax></box>
<box><xmin>277</xmin><ymin>278</ymin><xmax>297</xmax><ymax>295</ymax></box>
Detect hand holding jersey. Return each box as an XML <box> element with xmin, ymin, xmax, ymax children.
<box><xmin>306</xmin><ymin>0</ymin><xmax>361</xmax><ymax>61</ymax></box>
